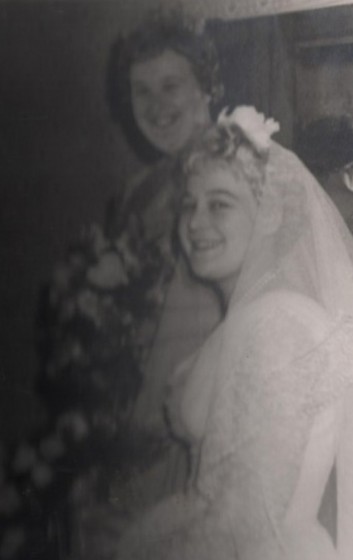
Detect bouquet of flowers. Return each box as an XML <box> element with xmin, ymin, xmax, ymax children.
<box><xmin>0</xmin><ymin>203</ymin><xmax>175</xmax><ymax>559</ymax></box>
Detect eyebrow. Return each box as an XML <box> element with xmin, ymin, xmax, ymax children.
<box><xmin>205</xmin><ymin>189</ymin><xmax>239</xmax><ymax>200</ymax></box>
<box><xmin>183</xmin><ymin>189</ymin><xmax>239</xmax><ymax>200</ymax></box>
<box><xmin>131</xmin><ymin>72</ymin><xmax>183</xmax><ymax>84</ymax></box>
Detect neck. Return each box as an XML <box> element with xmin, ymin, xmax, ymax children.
<box><xmin>218</xmin><ymin>275</ymin><xmax>238</xmax><ymax>310</ymax></box>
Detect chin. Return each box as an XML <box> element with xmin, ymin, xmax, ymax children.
<box><xmin>190</xmin><ymin>264</ymin><xmax>216</xmax><ymax>283</ymax></box>
<box><xmin>148</xmin><ymin>126</ymin><xmax>189</xmax><ymax>154</ymax></box>
<box><xmin>162</xmin><ymin>134</ymin><xmax>188</xmax><ymax>153</ymax></box>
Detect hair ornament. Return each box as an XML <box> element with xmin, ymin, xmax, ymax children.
<box><xmin>217</xmin><ymin>106</ymin><xmax>280</xmax><ymax>154</ymax></box>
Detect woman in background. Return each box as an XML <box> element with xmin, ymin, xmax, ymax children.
<box><xmin>75</xmin><ymin>16</ymin><xmax>224</xmax><ymax>559</ymax></box>
<box><xmin>115</xmin><ymin>106</ymin><xmax>353</xmax><ymax>559</ymax></box>
<box><xmin>108</xmin><ymin>13</ymin><xmax>225</xmax><ymax>502</ymax></box>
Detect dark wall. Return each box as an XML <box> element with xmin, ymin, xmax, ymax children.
<box><xmin>0</xmin><ymin>2</ymin><xmax>141</xmax><ymax>440</ymax></box>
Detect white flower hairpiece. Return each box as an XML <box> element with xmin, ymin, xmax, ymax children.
<box><xmin>217</xmin><ymin>106</ymin><xmax>280</xmax><ymax>153</ymax></box>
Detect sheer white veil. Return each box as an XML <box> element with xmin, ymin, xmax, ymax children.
<box><xmin>189</xmin><ymin>137</ymin><xmax>353</xmax><ymax>557</ymax></box>
<box><xmin>116</xmin><ymin>113</ymin><xmax>353</xmax><ymax>560</ymax></box>
<box><xmin>231</xmin><ymin>141</ymin><xmax>353</xmax><ymax>312</ymax></box>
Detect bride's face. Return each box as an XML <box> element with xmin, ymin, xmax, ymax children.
<box><xmin>130</xmin><ymin>50</ymin><xmax>211</xmax><ymax>155</ymax></box>
<box><xmin>179</xmin><ymin>162</ymin><xmax>258</xmax><ymax>300</ymax></box>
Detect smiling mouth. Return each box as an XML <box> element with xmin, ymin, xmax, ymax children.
<box><xmin>149</xmin><ymin>113</ymin><xmax>180</xmax><ymax>131</ymax></box>
<box><xmin>191</xmin><ymin>239</ymin><xmax>223</xmax><ymax>254</ymax></box>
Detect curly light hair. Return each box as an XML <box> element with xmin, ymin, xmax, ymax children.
<box><xmin>177</xmin><ymin>121</ymin><xmax>267</xmax><ymax>201</ymax></box>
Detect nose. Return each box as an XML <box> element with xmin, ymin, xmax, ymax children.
<box><xmin>187</xmin><ymin>203</ymin><xmax>209</xmax><ymax>233</ymax></box>
<box><xmin>139</xmin><ymin>91</ymin><xmax>163</xmax><ymax>115</ymax></box>
<box><xmin>146</xmin><ymin>95</ymin><xmax>160</xmax><ymax>117</ymax></box>
<box><xmin>144</xmin><ymin>92</ymin><xmax>169</xmax><ymax>119</ymax></box>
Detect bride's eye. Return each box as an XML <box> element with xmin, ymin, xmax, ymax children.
<box><xmin>209</xmin><ymin>199</ymin><xmax>230</xmax><ymax>212</ymax></box>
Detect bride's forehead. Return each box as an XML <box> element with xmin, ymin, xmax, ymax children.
<box><xmin>185</xmin><ymin>160</ymin><xmax>246</xmax><ymax>196</ymax></box>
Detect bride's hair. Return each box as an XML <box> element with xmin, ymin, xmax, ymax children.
<box><xmin>177</xmin><ymin>122</ymin><xmax>267</xmax><ymax>201</ymax></box>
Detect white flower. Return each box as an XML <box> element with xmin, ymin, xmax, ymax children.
<box><xmin>115</xmin><ymin>234</ymin><xmax>140</xmax><ymax>274</ymax></box>
<box><xmin>0</xmin><ymin>526</ymin><xmax>25</xmax><ymax>559</ymax></box>
<box><xmin>39</xmin><ymin>435</ymin><xmax>65</xmax><ymax>461</ymax></box>
<box><xmin>77</xmin><ymin>289</ymin><xmax>101</xmax><ymax>325</ymax></box>
<box><xmin>31</xmin><ymin>462</ymin><xmax>53</xmax><ymax>488</ymax></box>
<box><xmin>12</xmin><ymin>443</ymin><xmax>37</xmax><ymax>474</ymax></box>
<box><xmin>57</xmin><ymin>411</ymin><xmax>89</xmax><ymax>441</ymax></box>
<box><xmin>0</xmin><ymin>485</ymin><xmax>21</xmax><ymax>515</ymax></box>
<box><xmin>87</xmin><ymin>251</ymin><xmax>128</xmax><ymax>289</ymax></box>
<box><xmin>86</xmin><ymin>224</ymin><xmax>109</xmax><ymax>256</ymax></box>
<box><xmin>218</xmin><ymin>106</ymin><xmax>280</xmax><ymax>153</ymax></box>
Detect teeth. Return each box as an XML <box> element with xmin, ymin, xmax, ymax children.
<box><xmin>158</xmin><ymin>118</ymin><xmax>173</xmax><ymax>127</ymax></box>
<box><xmin>192</xmin><ymin>240</ymin><xmax>220</xmax><ymax>251</ymax></box>
<box><xmin>152</xmin><ymin>115</ymin><xmax>177</xmax><ymax>128</ymax></box>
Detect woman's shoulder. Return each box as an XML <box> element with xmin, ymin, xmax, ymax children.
<box><xmin>232</xmin><ymin>290</ymin><xmax>332</xmax><ymax>370</ymax></box>
<box><xmin>122</xmin><ymin>159</ymin><xmax>177</xmax><ymax>240</ymax></box>
<box><xmin>242</xmin><ymin>290</ymin><xmax>329</xmax><ymax>330</ymax></box>
<box><xmin>123</xmin><ymin>158</ymin><xmax>175</xmax><ymax>211</ymax></box>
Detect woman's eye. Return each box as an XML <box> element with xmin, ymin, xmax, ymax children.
<box><xmin>163</xmin><ymin>81</ymin><xmax>180</xmax><ymax>94</ymax></box>
<box><xmin>209</xmin><ymin>200</ymin><xmax>229</xmax><ymax>212</ymax></box>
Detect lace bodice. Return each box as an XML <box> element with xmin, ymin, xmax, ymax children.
<box><xmin>168</xmin><ymin>290</ymin><xmax>350</xmax><ymax>443</ymax></box>
<box><xmin>115</xmin><ymin>291</ymin><xmax>353</xmax><ymax>559</ymax></box>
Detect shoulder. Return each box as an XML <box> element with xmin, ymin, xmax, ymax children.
<box><xmin>234</xmin><ymin>290</ymin><xmax>330</xmax><ymax>335</ymax></box>
<box><xmin>123</xmin><ymin>158</ymin><xmax>174</xmax><ymax>211</ymax></box>
<box><xmin>122</xmin><ymin>159</ymin><xmax>177</xmax><ymax>240</ymax></box>
<box><xmin>247</xmin><ymin>290</ymin><xmax>328</xmax><ymax>328</ymax></box>
<box><xmin>124</xmin><ymin>166</ymin><xmax>151</xmax><ymax>200</ymax></box>
<box><xmin>230</xmin><ymin>290</ymin><xmax>332</xmax><ymax>372</ymax></box>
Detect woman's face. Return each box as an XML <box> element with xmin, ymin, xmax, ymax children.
<box><xmin>179</xmin><ymin>162</ymin><xmax>258</xmax><ymax>300</ymax></box>
<box><xmin>130</xmin><ymin>49</ymin><xmax>211</xmax><ymax>155</ymax></box>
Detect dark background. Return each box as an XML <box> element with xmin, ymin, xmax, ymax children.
<box><xmin>1</xmin><ymin>2</ymin><xmax>352</xmax><ymax>440</ymax></box>
<box><xmin>0</xmin><ymin>2</ymin><xmax>139</xmax><ymax>439</ymax></box>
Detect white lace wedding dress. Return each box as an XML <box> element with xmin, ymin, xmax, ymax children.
<box><xmin>114</xmin><ymin>142</ymin><xmax>353</xmax><ymax>560</ymax></box>
<box><xmin>115</xmin><ymin>290</ymin><xmax>353</xmax><ymax>559</ymax></box>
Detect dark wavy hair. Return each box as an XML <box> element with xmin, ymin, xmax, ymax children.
<box><xmin>106</xmin><ymin>11</ymin><xmax>224</xmax><ymax>125</ymax></box>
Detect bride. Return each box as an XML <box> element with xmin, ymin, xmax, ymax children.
<box><xmin>114</xmin><ymin>106</ymin><xmax>353</xmax><ymax>559</ymax></box>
